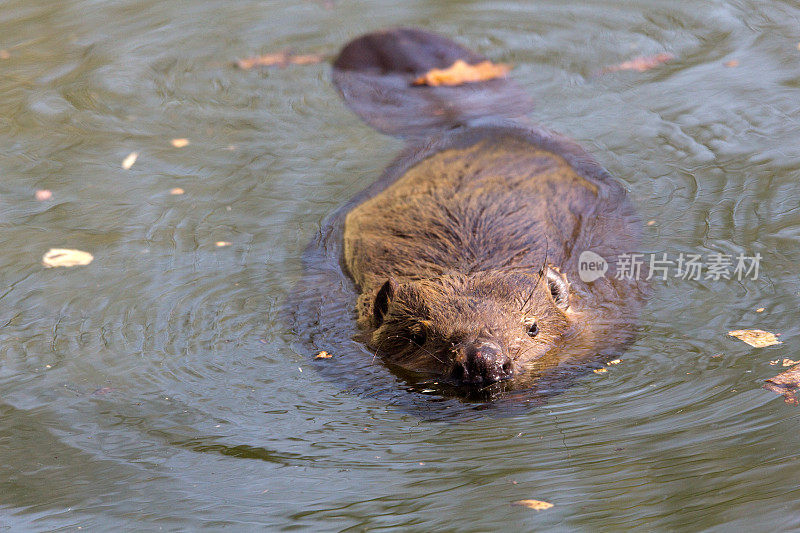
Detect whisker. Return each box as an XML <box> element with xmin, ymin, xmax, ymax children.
<box><xmin>377</xmin><ymin>333</ymin><xmax>448</xmax><ymax>367</ymax></box>
<box><xmin>517</xmin><ymin>238</ymin><xmax>550</xmax><ymax>312</ymax></box>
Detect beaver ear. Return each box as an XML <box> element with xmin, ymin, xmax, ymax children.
<box><xmin>544</xmin><ymin>267</ymin><xmax>570</xmax><ymax>310</ymax></box>
<box><xmin>372</xmin><ymin>277</ymin><xmax>399</xmax><ymax>327</ymax></box>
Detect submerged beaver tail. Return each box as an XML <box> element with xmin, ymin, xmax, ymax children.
<box><xmin>332</xmin><ymin>28</ymin><xmax>533</xmax><ymax>138</ymax></box>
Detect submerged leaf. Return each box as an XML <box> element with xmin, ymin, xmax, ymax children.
<box><xmin>728</xmin><ymin>329</ymin><xmax>782</xmax><ymax>348</ymax></box>
<box><xmin>603</xmin><ymin>53</ymin><xmax>674</xmax><ymax>73</ymax></box>
<box><xmin>42</xmin><ymin>248</ymin><xmax>94</xmax><ymax>268</ymax></box>
<box><xmin>412</xmin><ymin>59</ymin><xmax>511</xmax><ymax>87</ymax></box>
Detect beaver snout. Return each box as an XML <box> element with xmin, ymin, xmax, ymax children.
<box><xmin>451</xmin><ymin>340</ymin><xmax>513</xmax><ymax>385</ymax></box>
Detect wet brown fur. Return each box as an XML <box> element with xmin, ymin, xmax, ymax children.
<box><xmin>343</xmin><ymin>134</ymin><xmax>643</xmax><ymax>383</ymax></box>
<box><xmin>318</xmin><ymin>28</ymin><xmax>648</xmax><ymax>389</ymax></box>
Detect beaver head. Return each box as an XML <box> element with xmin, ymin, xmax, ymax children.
<box><xmin>366</xmin><ymin>267</ymin><xmax>572</xmax><ymax>385</ymax></box>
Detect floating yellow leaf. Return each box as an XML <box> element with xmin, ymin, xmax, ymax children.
<box><xmin>593</xmin><ymin>368</ymin><xmax>608</xmax><ymax>374</ymax></box>
<box><xmin>513</xmin><ymin>499</ymin><xmax>554</xmax><ymax>511</ymax></box>
<box><xmin>290</xmin><ymin>54</ymin><xmax>326</xmax><ymax>65</ymax></box>
<box><xmin>237</xmin><ymin>53</ymin><xmax>286</xmax><ymax>69</ymax></box>
<box><xmin>412</xmin><ymin>59</ymin><xmax>511</xmax><ymax>87</ymax></box>
<box><xmin>121</xmin><ymin>151</ymin><xmax>138</xmax><ymax>170</ymax></box>
<box><xmin>608</xmin><ymin>359</ymin><xmax>622</xmax><ymax>365</ymax></box>
<box><xmin>42</xmin><ymin>248</ymin><xmax>94</xmax><ymax>268</ymax></box>
<box><xmin>756</xmin><ymin>308</ymin><xmax>765</xmax><ymax>313</ymax></box>
<box><xmin>315</xmin><ymin>351</ymin><xmax>332</xmax><ymax>359</ymax></box>
<box><xmin>169</xmin><ymin>187</ymin><xmax>185</xmax><ymax>195</ymax></box>
<box><xmin>171</xmin><ymin>138</ymin><xmax>190</xmax><ymax>148</ymax></box>
<box><xmin>724</xmin><ymin>59</ymin><xmax>739</xmax><ymax>68</ymax></box>
<box><xmin>236</xmin><ymin>52</ymin><xmax>325</xmax><ymax>70</ymax></box>
<box><xmin>728</xmin><ymin>329</ymin><xmax>781</xmax><ymax>348</ymax></box>
<box><xmin>215</xmin><ymin>241</ymin><xmax>232</xmax><ymax>247</ymax></box>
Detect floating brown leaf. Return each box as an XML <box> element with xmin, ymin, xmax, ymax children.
<box><xmin>728</xmin><ymin>329</ymin><xmax>782</xmax><ymax>348</ymax></box>
<box><xmin>764</xmin><ymin>364</ymin><xmax>800</xmax><ymax>405</ymax></box>
<box><xmin>236</xmin><ymin>52</ymin><xmax>325</xmax><ymax>70</ymax></box>
<box><xmin>603</xmin><ymin>53</ymin><xmax>674</xmax><ymax>73</ymax></box>
<box><xmin>315</xmin><ymin>351</ymin><xmax>332</xmax><ymax>359</ymax></box>
<box><xmin>513</xmin><ymin>499</ymin><xmax>554</xmax><ymax>511</ymax></box>
<box><xmin>42</xmin><ymin>248</ymin><xmax>94</xmax><ymax>268</ymax></box>
<box><xmin>412</xmin><ymin>59</ymin><xmax>511</xmax><ymax>87</ymax></box>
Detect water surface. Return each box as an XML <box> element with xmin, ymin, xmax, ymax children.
<box><xmin>2</xmin><ymin>0</ymin><xmax>800</xmax><ymax>530</ymax></box>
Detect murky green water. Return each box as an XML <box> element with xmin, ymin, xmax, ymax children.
<box><xmin>2</xmin><ymin>0</ymin><xmax>800</xmax><ymax>530</ymax></box>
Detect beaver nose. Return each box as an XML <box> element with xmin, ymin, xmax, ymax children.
<box><xmin>452</xmin><ymin>340</ymin><xmax>513</xmax><ymax>384</ymax></box>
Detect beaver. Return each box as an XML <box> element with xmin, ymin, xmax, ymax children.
<box><xmin>299</xmin><ymin>28</ymin><xmax>647</xmax><ymax>391</ymax></box>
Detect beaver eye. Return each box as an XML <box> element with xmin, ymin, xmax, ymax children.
<box><xmin>409</xmin><ymin>328</ymin><xmax>427</xmax><ymax>346</ymax></box>
<box><xmin>525</xmin><ymin>320</ymin><xmax>539</xmax><ymax>338</ymax></box>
